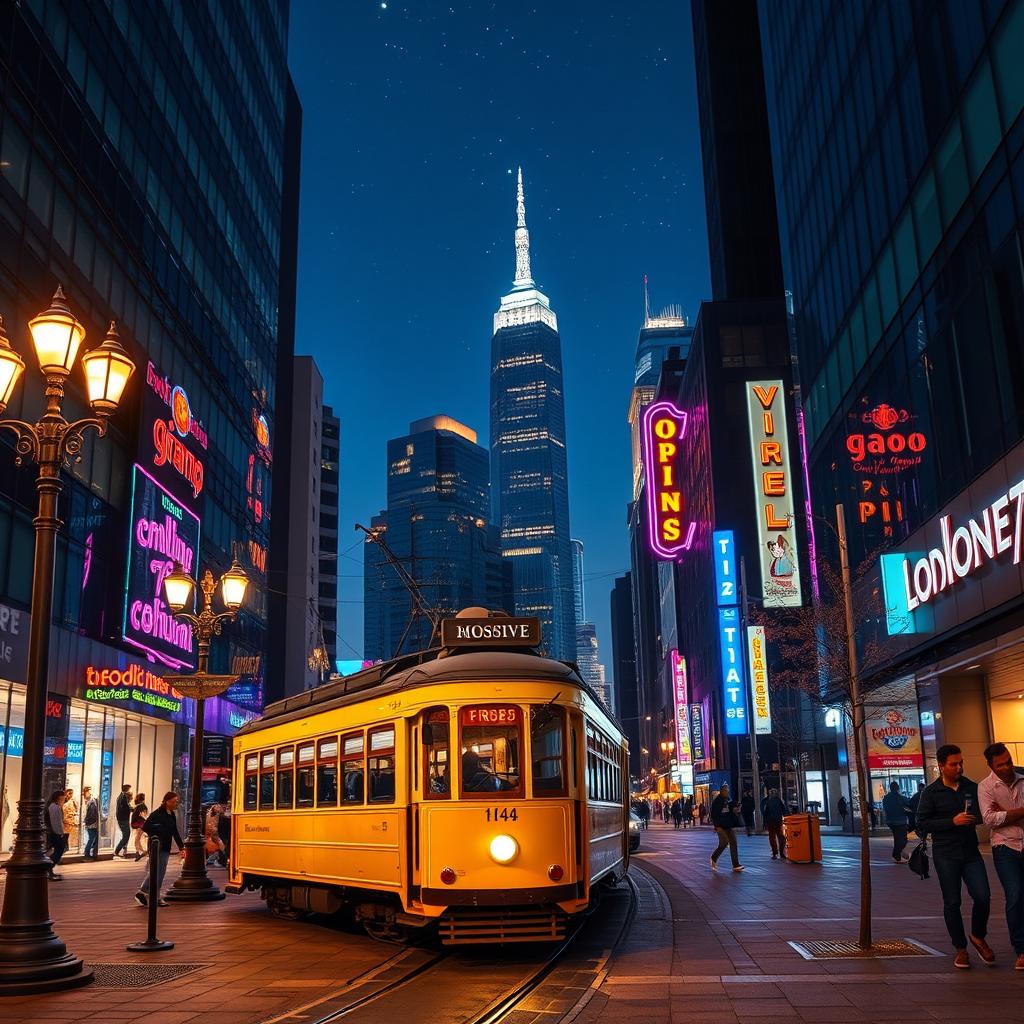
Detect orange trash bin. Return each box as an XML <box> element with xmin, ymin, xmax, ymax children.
<box><xmin>783</xmin><ymin>813</ymin><xmax>822</xmax><ymax>863</ymax></box>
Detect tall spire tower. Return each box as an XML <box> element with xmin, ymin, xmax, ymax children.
<box><xmin>489</xmin><ymin>169</ymin><xmax>576</xmax><ymax>660</ymax></box>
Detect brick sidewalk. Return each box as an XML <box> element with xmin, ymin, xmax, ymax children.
<box><xmin>581</xmin><ymin>822</ymin><xmax>1022</xmax><ymax>1024</ymax></box>
<box><xmin>0</xmin><ymin>856</ymin><xmax>395</xmax><ymax>1024</ymax></box>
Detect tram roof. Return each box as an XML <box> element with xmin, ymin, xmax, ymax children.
<box><xmin>240</xmin><ymin>648</ymin><xmax>616</xmax><ymax>737</ymax></box>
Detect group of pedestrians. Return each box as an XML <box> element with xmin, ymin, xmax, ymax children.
<box><xmin>632</xmin><ymin>796</ymin><xmax>708</xmax><ymax>828</ymax></box>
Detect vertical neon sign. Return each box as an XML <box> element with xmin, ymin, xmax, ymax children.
<box><xmin>671</xmin><ymin>650</ymin><xmax>692</xmax><ymax>765</ymax></box>
<box><xmin>641</xmin><ymin>400</ymin><xmax>695</xmax><ymax>558</ymax></box>
<box><xmin>719</xmin><ymin>606</ymin><xmax>748</xmax><ymax>735</ymax></box>
<box><xmin>713</xmin><ymin>530</ymin><xmax>737</xmax><ymax>606</ymax></box>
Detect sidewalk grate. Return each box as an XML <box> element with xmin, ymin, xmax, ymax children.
<box><xmin>88</xmin><ymin>963</ymin><xmax>210</xmax><ymax>987</ymax></box>
<box><xmin>789</xmin><ymin>938</ymin><xmax>937</xmax><ymax>960</ymax></box>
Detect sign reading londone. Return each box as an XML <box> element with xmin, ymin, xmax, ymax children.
<box><xmin>746</xmin><ymin>381</ymin><xmax>802</xmax><ymax>607</ymax></box>
<box><xmin>641</xmin><ymin>400</ymin><xmax>695</xmax><ymax>559</ymax></box>
<box><xmin>441</xmin><ymin>616</ymin><xmax>540</xmax><ymax>647</ymax></box>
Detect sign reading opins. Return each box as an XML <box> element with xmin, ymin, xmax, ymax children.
<box><xmin>746</xmin><ymin>381</ymin><xmax>802</xmax><ymax>607</ymax></box>
<box><xmin>746</xmin><ymin>625</ymin><xmax>772</xmax><ymax>736</ymax></box>
<box><xmin>641</xmin><ymin>400</ymin><xmax>695</xmax><ymax>559</ymax></box>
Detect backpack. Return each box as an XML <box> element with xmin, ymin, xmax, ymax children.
<box><xmin>908</xmin><ymin>838</ymin><xmax>929</xmax><ymax>880</ymax></box>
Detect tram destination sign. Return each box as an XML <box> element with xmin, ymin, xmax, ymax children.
<box><xmin>441</xmin><ymin>616</ymin><xmax>541</xmax><ymax>648</ymax></box>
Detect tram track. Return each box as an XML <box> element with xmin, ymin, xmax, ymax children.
<box><xmin>261</xmin><ymin>875</ymin><xmax>639</xmax><ymax>1024</ymax></box>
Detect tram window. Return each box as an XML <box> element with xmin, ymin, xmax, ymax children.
<box><xmin>368</xmin><ymin>726</ymin><xmax>395</xmax><ymax>802</ymax></box>
<box><xmin>423</xmin><ymin>708</ymin><xmax>450</xmax><ymax>798</ymax></box>
<box><xmin>259</xmin><ymin>751</ymin><xmax>275</xmax><ymax>810</ymax></box>
<box><xmin>342</xmin><ymin>732</ymin><xmax>364</xmax><ymax>804</ymax></box>
<box><xmin>460</xmin><ymin>707</ymin><xmax>522</xmax><ymax>796</ymax></box>
<box><xmin>277</xmin><ymin>748</ymin><xmax>295</xmax><ymax>809</ymax></box>
<box><xmin>530</xmin><ymin>705</ymin><xmax>564</xmax><ymax>795</ymax></box>
<box><xmin>317</xmin><ymin>738</ymin><xmax>339</xmax><ymax>807</ymax></box>
<box><xmin>244</xmin><ymin>754</ymin><xmax>258</xmax><ymax>811</ymax></box>
<box><xmin>296</xmin><ymin>743</ymin><xmax>315</xmax><ymax>807</ymax></box>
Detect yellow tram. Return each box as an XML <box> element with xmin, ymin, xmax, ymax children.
<box><xmin>226</xmin><ymin>611</ymin><xmax>629</xmax><ymax>944</ymax></box>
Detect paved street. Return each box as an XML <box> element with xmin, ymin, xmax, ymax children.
<box><xmin>584</xmin><ymin>822</ymin><xmax>1023</xmax><ymax>1024</ymax></box>
<box><xmin>1</xmin><ymin>824</ymin><xmax>1021</xmax><ymax>1023</ymax></box>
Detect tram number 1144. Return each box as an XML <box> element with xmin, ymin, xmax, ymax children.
<box><xmin>485</xmin><ymin>807</ymin><xmax>518</xmax><ymax>822</ymax></box>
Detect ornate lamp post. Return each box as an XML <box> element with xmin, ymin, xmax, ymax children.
<box><xmin>0</xmin><ymin>288</ymin><xmax>135</xmax><ymax>994</ymax></box>
<box><xmin>162</xmin><ymin>557</ymin><xmax>249</xmax><ymax>902</ymax></box>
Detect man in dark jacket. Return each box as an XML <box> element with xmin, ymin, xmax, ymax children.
<box><xmin>882</xmin><ymin>781</ymin><xmax>911</xmax><ymax>862</ymax></box>
<box><xmin>134</xmin><ymin>792</ymin><xmax>184</xmax><ymax>907</ymax></box>
<box><xmin>763</xmin><ymin>789</ymin><xmax>787</xmax><ymax>859</ymax></box>
<box><xmin>709</xmin><ymin>784</ymin><xmax>744</xmax><ymax>872</ymax></box>
<box><xmin>82</xmin><ymin>786</ymin><xmax>99</xmax><ymax>860</ymax></box>
<box><xmin>740</xmin><ymin>789</ymin><xmax>756</xmax><ymax>836</ymax></box>
<box><xmin>114</xmin><ymin>783</ymin><xmax>133</xmax><ymax>857</ymax></box>
<box><xmin>916</xmin><ymin>744</ymin><xmax>992</xmax><ymax>969</ymax></box>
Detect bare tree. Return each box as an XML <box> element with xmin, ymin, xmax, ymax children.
<box><xmin>761</xmin><ymin>506</ymin><xmax>908</xmax><ymax>950</ymax></box>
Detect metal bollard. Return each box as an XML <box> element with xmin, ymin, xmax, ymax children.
<box><xmin>127</xmin><ymin>837</ymin><xmax>175</xmax><ymax>952</ymax></box>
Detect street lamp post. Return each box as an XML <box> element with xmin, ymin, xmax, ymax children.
<box><xmin>0</xmin><ymin>289</ymin><xmax>135</xmax><ymax>994</ymax></box>
<box><xmin>161</xmin><ymin>559</ymin><xmax>249</xmax><ymax>902</ymax></box>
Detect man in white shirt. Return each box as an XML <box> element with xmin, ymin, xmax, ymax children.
<box><xmin>978</xmin><ymin>742</ymin><xmax>1024</xmax><ymax>971</ymax></box>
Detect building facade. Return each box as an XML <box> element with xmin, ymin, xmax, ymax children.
<box><xmin>610</xmin><ymin>572</ymin><xmax>640</xmax><ymax>779</ymax></box>
<box><xmin>760</xmin><ymin>0</ymin><xmax>1024</xmax><ymax>806</ymax></box>
<box><xmin>319</xmin><ymin>404</ymin><xmax>340</xmax><ymax>669</ymax></box>
<box><xmin>0</xmin><ymin>0</ymin><xmax>298</xmax><ymax>851</ymax></box>
<box><xmin>364</xmin><ymin>416</ymin><xmax>511</xmax><ymax>661</ymax></box>
<box><xmin>490</xmin><ymin>169</ymin><xmax>575</xmax><ymax>661</ymax></box>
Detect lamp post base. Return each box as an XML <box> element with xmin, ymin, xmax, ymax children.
<box><xmin>164</xmin><ymin>840</ymin><xmax>225</xmax><ymax>903</ymax></box>
<box><xmin>0</xmin><ymin>944</ymin><xmax>92</xmax><ymax>996</ymax></box>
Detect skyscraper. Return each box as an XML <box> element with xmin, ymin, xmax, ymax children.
<box><xmin>364</xmin><ymin>416</ymin><xmax>511</xmax><ymax>661</ymax></box>
<box><xmin>490</xmin><ymin>169</ymin><xmax>575</xmax><ymax>660</ymax></box>
<box><xmin>319</xmin><ymin>406</ymin><xmax>340</xmax><ymax>669</ymax></box>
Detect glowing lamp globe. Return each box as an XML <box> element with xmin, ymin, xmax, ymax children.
<box><xmin>163</xmin><ymin>563</ymin><xmax>197</xmax><ymax>614</ymax></box>
<box><xmin>82</xmin><ymin>322</ymin><xmax>135</xmax><ymax>416</ymax></box>
<box><xmin>220</xmin><ymin>557</ymin><xmax>250</xmax><ymax>612</ymax></box>
<box><xmin>28</xmin><ymin>286</ymin><xmax>85</xmax><ymax>376</ymax></box>
<box><xmin>0</xmin><ymin>316</ymin><xmax>26</xmax><ymax>414</ymax></box>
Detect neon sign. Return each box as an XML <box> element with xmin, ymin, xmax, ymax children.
<box><xmin>746</xmin><ymin>381</ymin><xmax>802</xmax><ymax>608</ymax></box>
<box><xmin>143</xmin><ymin>361</ymin><xmax>207</xmax><ymax>508</ymax></box>
<box><xmin>719</xmin><ymin>607</ymin><xmax>748</xmax><ymax>735</ymax></box>
<box><xmin>713</xmin><ymin>530</ymin><xmax>737</xmax><ymax>606</ymax></box>
<box><xmin>689</xmin><ymin>704</ymin><xmax>705</xmax><ymax>761</ymax></box>
<box><xmin>746</xmin><ymin>625</ymin><xmax>772</xmax><ymax>735</ymax></box>
<box><xmin>847</xmin><ymin>403</ymin><xmax>927</xmax><ymax>476</ymax></box>
<box><xmin>641</xmin><ymin>399</ymin><xmax>694</xmax><ymax>558</ymax></box>
<box><xmin>901</xmin><ymin>479</ymin><xmax>1024</xmax><ymax>612</ymax></box>
<box><xmin>671</xmin><ymin>651</ymin><xmax>692</xmax><ymax>765</ymax></box>
<box><xmin>122</xmin><ymin>464</ymin><xmax>200</xmax><ymax>669</ymax></box>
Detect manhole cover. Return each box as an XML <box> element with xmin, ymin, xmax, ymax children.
<box><xmin>789</xmin><ymin>938</ymin><xmax>938</xmax><ymax>960</ymax></box>
<box><xmin>88</xmin><ymin>963</ymin><xmax>210</xmax><ymax>987</ymax></box>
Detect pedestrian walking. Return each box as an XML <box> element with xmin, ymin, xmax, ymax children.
<box><xmin>134</xmin><ymin>791</ymin><xmax>185</xmax><ymax>908</ymax></box>
<box><xmin>131</xmin><ymin>793</ymin><xmax>149</xmax><ymax>860</ymax></box>
<box><xmin>882</xmin><ymin>780</ymin><xmax>911</xmax><ymax>862</ymax></box>
<box><xmin>698</xmin><ymin>802</ymin><xmax>707</xmax><ymax>826</ymax></box>
<box><xmin>682</xmin><ymin>796</ymin><xmax>693</xmax><ymax>828</ymax></box>
<box><xmin>908</xmin><ymin>781</ymin><xmax>926</xmax><ymax>836</ymax></box>
<box><xmin>709</xmin><ymin>783</ymin><xmax>744</xmax><ymax>872</ymax></box>
<box><xmin>114</xmin><ymin>783</ymin><xmax>133</xmax><ymax>857</ymax></box>
<box><xmin>62</xmin><ymin>788</ymin><xmax>78</xmax><ymax>851</ymax></box>
<box><xmin>205</xmin><ymin>801</ymin><xmax>226</xmax><ymax>866</ymax></box>
<box><xmin>916</xmin><ymin>743</ymin><xmax>992</xmax><ymax>970</ymax></box>
<box><xmin>978</xmin><ymin>742</ymin><xmax>1024</xmax><ymax>971</ymax></box>
<box><xmin>764</xmin><ymin>788</ymin><xmax>787</xmax><ymax>860</ymax></box>
<box><xmin>82</xmin><ymin>786</ymin><xmax>99</xmax><ymax>859</ymax></box>
<box><xmin>837</xmin><ymin>795</ymin><xmax>848</xmax><ymax>829</ymax></box>
<box><xmin>638</xmin><ymin>800</ymin><xmax>650</xmax><ymax>830</ymax></box>
<box><xmin>45</xmin><ymin>789</ymin><xmax>67</xmax><ymax>881</ymax></box>
<box><xmin>671</xmin><ymin>798</ymin><xmax>683</xmax><ymax>830</ymax></box>
<box><xmin>740</xmin><ymin>789</ymin><xmax>755</xmax><ymax>836</ymax></box>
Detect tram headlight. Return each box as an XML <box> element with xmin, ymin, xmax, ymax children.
<box><xmin>489</xmin><ymin>834</ymin><xmax>519</xmax><ymax>864</ymax></box>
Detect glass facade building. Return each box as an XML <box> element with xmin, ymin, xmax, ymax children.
<box><xmin>490</xmin><ymin>172</ymin><xmax>575</xmax><ymax>660</ymax></box>
<box><xmin>364</xmin><ymin>417</ymin><xmax>511</xmax><ymax>661</ymax></box>
<box><xmin>0</xmin><ymin>0</ymin><xmax>299</xmax><ymax>852</ymax></box>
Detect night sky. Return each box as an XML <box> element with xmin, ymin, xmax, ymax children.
<box><xmin>287</xmin><ymin>1</ymin><xmax>710</xmax><ymax>668</ymax></box>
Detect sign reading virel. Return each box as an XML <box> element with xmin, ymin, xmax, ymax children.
<box><xmin>671</xmin><ymin>651</ymin><xmax>692</xmax><ymax>766</ymax></box>
<box><xmin>122</xmin><ymin>464</ymin><xmax>200</xmax><ymax>669</ymax></box>
<box><xmin>746</xmin><ymin>381</ymin><xmax>802</xmax><ymax>607</ymax></box>
<box><xmin>902</xmin><ymin>479</ymin><xmax>1024</xmax><ymax>611</ymax></box>
<box><xmin>746</xmin><ymin>625</ymin><xmax>772</xmax><ymax>735</ymax></box>
<box><xmin>641</xmin><ymin>400</ymin><xmax>695</xmax><ymax>559</ymax></box>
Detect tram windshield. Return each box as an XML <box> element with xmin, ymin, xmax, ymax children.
<box><xmin>460</xmin><ymin>706</ymin><xmax>521</xmax><ymax>796</ymax></box>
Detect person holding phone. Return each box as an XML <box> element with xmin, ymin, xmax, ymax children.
<box><xmin>916</xmin><ymin>744</ymin><xmax>992</xmax><ymax>969</ymax></box>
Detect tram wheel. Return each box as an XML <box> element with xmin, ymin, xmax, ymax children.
<box><xmin>362</xmin><ymin>919</ymin><xmax>409</xmax><ymax>943</ymax></box>
<box><xmin>267</xmin><ymin>899</ymin><xmax>306</xmax><ymax>921</ymax></box>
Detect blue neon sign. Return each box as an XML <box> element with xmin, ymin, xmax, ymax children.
<box><xmin>713</xmin><ymin>530</ymin><xmax>737</xmax><ymax>606</ymax></box>
<box><xmin>718</xmin><ymin>606</ymin><xmax>748</xmax><ymax>735</ymax></box>
<box><xmin>0</xmin><ymin>727</ymin><xmax>24</xmax><ymax>757</ymax></box>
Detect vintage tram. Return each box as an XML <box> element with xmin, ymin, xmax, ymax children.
<box><xmin>226</xmin><ymin>611</ymin><xmax>629</xmax><ymax>944</ymax></box>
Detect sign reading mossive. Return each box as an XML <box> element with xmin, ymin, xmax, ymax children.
<box><xmin>746</xmin><ymin>381</ymin><xmax>802</xmax><ymax>607</ymax></box>
<box><xmin>122</xmin><ymin>464</ymin><xmax>200</xmax><ymax>669</ymax></box>
<box><xmin>718</xmin><ymin>607</ymin><xmax>748</xmax><ymax>735</ymax></box>
<box><xmin>671</xmin><ymin>651</ymin><xmax>692</xmax><ymax>766</ymax></box>
<box><xmin>713</xmin><ymin>530</ymin><xmax>737</xmax><ymax>606</ymax></box>
<box><xmin>641</xmin><ymin>400</ymin><xmax>694</xmax><ymax>559</ymax></box>
<box><xmin>746</xmin><ymin>625</ymin><xmax>772</xmax><ymax>735</ymax></box>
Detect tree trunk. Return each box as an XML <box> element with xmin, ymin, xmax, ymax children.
<box><xmin>849</xmin><ymin>704</ymin><xmax>872</xmax><ymax>949</ymax></box>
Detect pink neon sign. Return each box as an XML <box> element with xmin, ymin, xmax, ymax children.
<box><xmin>671</xmin><ymin>650</ymin><xmax>692</xmax><ymax>766</ymax></box>
<box><xmin>641</xmin><ymin>400</ymin><xmax>695</xmax><ymax>559</ymax></box>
